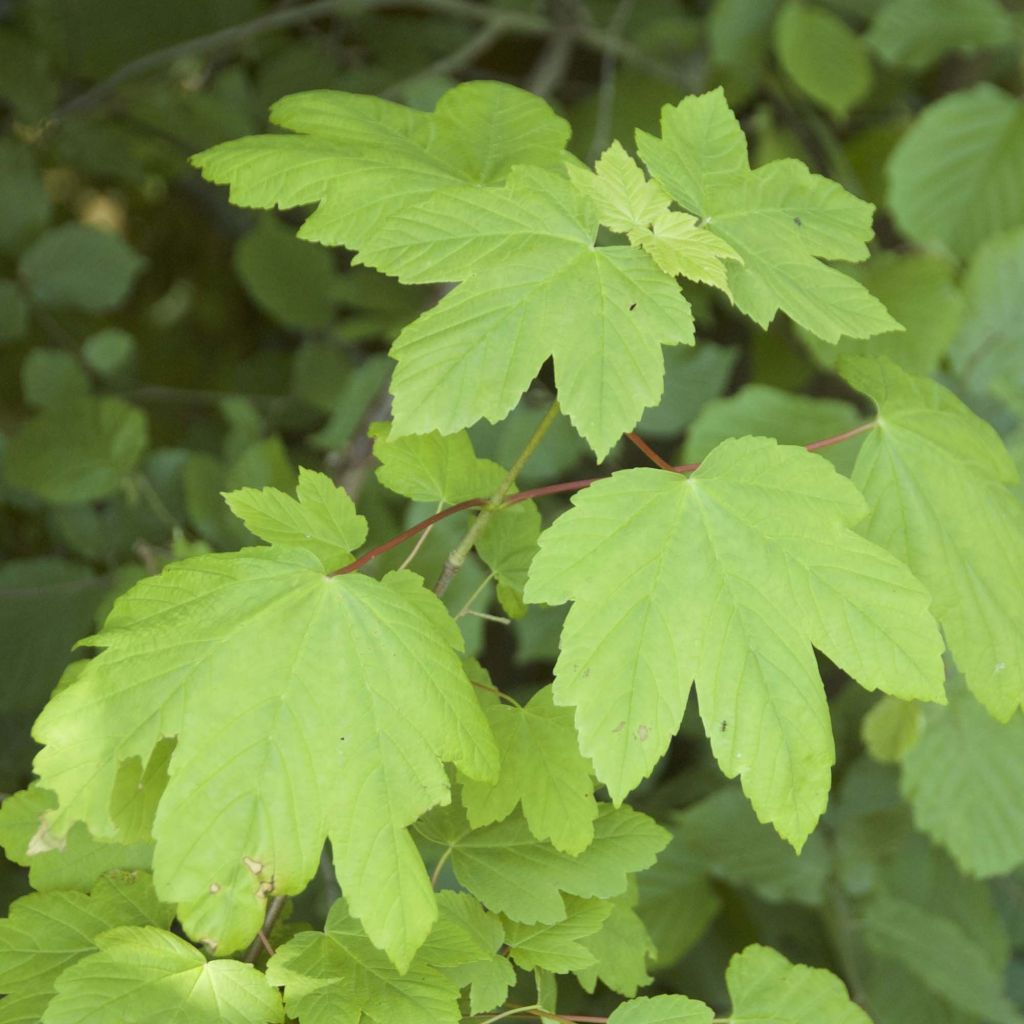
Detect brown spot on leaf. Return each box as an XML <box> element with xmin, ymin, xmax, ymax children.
<box><xmin>209</xmin><ymin>882</ymin><xmax>220</xmax><ymax>894</ymax></box>
<box><xmin>612</xmin><ymin>720</ymin><xmax>626</xmax><ymax>733</ymax></box>
<box><xmin>243</xmin><ymin>856</ymin><xmax>264</xmax><ymax>875</ymax></box>
<box><xmin>635</xmin><ymin>724</ymin><xmax>650</xmax><ymax>741</ymax></box>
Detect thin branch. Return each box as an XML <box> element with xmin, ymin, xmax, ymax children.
<box><xmin>430</xmin><ymin>846</ymin><xmax>454</xmax><ymax>889</ymax></box>
<box><xmin>243</xmin><ymin>894</ymin><xmax>287</xmax><ymax>963</ymax></box>
<box><xmin>333</xmin><ymin>419</ymin><xmax>877</xmax><ymax>577</ymax></box>
<box><xmin>384</xmin><ymin>19</ymin><xmax>507</xmax><ymax>98</ymax></box>
<box><xmin>625</xmin><ymin>431</ymin><xmax>674</xmax><ymax>471</ymax></box>
<box><xmin>803</xmin><ymin>421</ymin><xmax>877</xmax><ymax>452</ymax></box>
<box><xmin>455</xmin><ymin>571</ymin><xmax>496</xmax><ymax>619</ymax></box>
<box><xmin>334</xmin><ymin>497</ymin><xmax>486</xmax><ymax>576</ymax></box>
<box><xmin>398</xmin><ymin>501</ymin><xmax>444</xmax><ymax>571</ymax></box>
<box><xmin>50</xmin><ymin>0</ymin><xmax>684</xmax><ymax>127</ymax></box>
<box><xmin>587</xmin><ymin>0</ymin><xmax>636</xmax><ymax>161</ymax></box>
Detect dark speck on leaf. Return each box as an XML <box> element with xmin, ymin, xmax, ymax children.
<box><xmin>720</xmin><ymin>720</ymin><xmax>728</xmax><ymax>733</ymax></box>
<box><xmin>793</xmin><ymin>216</ymin><xmax>802</xmax><ymax>226</ymax></box>
<box><xmin>628</xmin><ymin>302</ymin><xmax>637</xmax><ymax>311</ymax></box>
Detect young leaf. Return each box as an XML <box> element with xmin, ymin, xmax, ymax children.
<box><xmin>192</xmin><ymin>81</ymin><xmax>570</xmax><ymax>255</ymax></box>
<box><xmin>900</xmin><ymin>680</ymin><xmax>1024</xmax><ymax>878</ymax></box>
<box><xmin>525</xmin><ymin>439</ymin><xmax>945</xmax><ymax>848</ymax></box>
<box><xmin>267</xmin><ymin>901</ymin><xmax>462</xmax><ymax>1024</ymax></box>
<box><xmin>42</xmin><ymin>925</ymin><xmax>283</xmax><ymax>1024</ymax></box>
<box><xmin>637</xmin><ymin>89</ymin><xmax>898</xmax><ymax>341</ymax></box>
<box><xmin>725</xmin><ymin>944</ymin><xmax>872</xmax><ymax>1024</ymax></box>
<box><xmin>223</xmin><ymin>468</ymin><xmax>367</xmax><ymax>571</ymax></box>
<box><xmin>842</xmin><ymin>356</ymin><xmax>1024</xmax><ymax>719</ymax></box>
<box><xmin>417</xmin><ymin>802</ymin><xmax>669</xmax><ymax>925</ymax></box>
<box><xmin>885</xmin><ymin>84</ymin><xmax>1024</xmax><ymax>259</ymax></box>
<box><xmin>379</xmin><ymin>166</ymin><xmax>694</xmax><ymax>459</ymax></box>
<box><xmin>567</xmin><ymin>141</ymin><xmax>741</xmax><ymax>292</ymax></box>
<box><xmin>460</xmin><ymin>686</ymin><xmax>598</xmax><ymax>855</ymax></box>
<box><xmin>31</xmin><ymin>549</ymin><xmax>497</xmax><ymax>968</ymax></box>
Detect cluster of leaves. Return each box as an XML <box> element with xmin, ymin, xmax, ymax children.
<box><xmin>2</xmin><ymin>1</ymin><xmax>1024</xmax><ymax>1023</ymax></box>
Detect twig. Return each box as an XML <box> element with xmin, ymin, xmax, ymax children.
<box><xmin>398</xmin><ymin>501</ymin><xmax>444</xmax><ymax>571</ymax></box>
<box><xmin>587</xmin><ymin>0</ymin><xmax>636</xmax><ymax>161</ymax></box>
<box><xmin>50</xmin><ymin>0</ymin><xmax>685</xmax><ymax>127</ymax></box>
<box><xmin>335</xmin><ymin>419</ymin><xmax>878</xmax><ymax>578</ymax></box>
<box><xmin>384</xmin><ymin>19</ymin><xmax>507</xmax><ymax>98</ymax></box>
<box><xmin>625</xmin><ymin>431</ymin><xmax>673</xmax><ymax>470</ymax></box>
<box><xmin>243</xmin><ymin>894</ymin><xmax>287</xmax><ymax>963</ymax></box>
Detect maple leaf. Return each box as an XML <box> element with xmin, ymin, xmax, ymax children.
<box><xmin>525</xmin><ymin>437</ymin><xmax>945</xmax><ymax>847</ymax></box>
<box><xmin>32</xmin><ymin>541</ymin><xmax>497</xmax><ymax>969</ymax></box>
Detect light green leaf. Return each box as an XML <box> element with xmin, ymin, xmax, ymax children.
<box><xmin>460</xmin><ymin>686</ymin><xmax>597</xmax><ymax>855</ymax></box>
<box><xmin>568</xmin><ymin>140</ymin><xmax>671</xmax><ymax>235</ymax></box>
<box><xmin>634</xmin><ymin>211</ymin><xmax>741</xmax><ymax>294</ymax></box>
<box><xmin>842</xmin><ymin>356</ymin><xmax>1024</xmax><ymax>719</ymax></box>
<box><xmin>638</xmin><ymin>90</ymin><xmax>896</xmax><ymax>341</ymax></box>
<box><xmin>950</xmin><ymin>226</ymin><xmax>1024</xmax><ymax>402</ymax></box>
<box><xmin>726</xmin><ymin>944</ymin><xmax>871</xmax><ymax>1024</ymax></box>
<box><xmin>900</xmin><ymin>681</ymin><xmax>1024</xmax><ymax>878</ymax></box>
<box><xmin>370</xmin><ymin>422</ymin><xmax>506</xmax><ymax>504</ymax></box>
<box><xmin>42</xmin><ymin>925</ymin><xmax>283</xmax><ymax>1024</ymax></box>
<box><xmin>886</xmin><ymin>84</ymin><xmax>1024</xmax><ymax>259</ymax></box>
<box><xmin>192</xmin><ymin>81</ymin><xmax>569</xmax><ymax>255</ymax></box>
<box><xmin>503</xmin><ymin>896</ymin><xmax>611</xmax><ymax>972</ymax></box>
<box><xmin>31</xmin><ymin>550</ymin><xmax>496</xmax><ymax>968</ymax></box>
<box><xmin>575</xmin><ymin>889</ymin><xmax>657</xmax><ymax>997</ymax></box>
<box><xmin>267</xmin><ymin>900</ymin><xmax>461</xmax><ymax>1024</ymax></box>
<box><xmin>682</xmin><ymin>384</ymin><xmax>862</xmax><ymax>474</ymax></box>
<box><xmin>18</xmin><ymin>224</ymin><xmax>144</xmax><ymax>313</ymax></box>
<box><xmin>0</xmin><ymin>874</ymin><xmax>169</xmax><ymax>1015</ymax></box>
<box><xmin>477</xmin><ymin>499</ymin><xmax>541</xmax><ymax>605</ymax></box>
<box><xmin>863</xmin><ymin>895</ymin><xmax>1021</xmax><ymax>1024</ymax></box>
<box><xmin>20</xmin><ymin>350</ymin><xmax>90</xmax><ymax>411</ymax></box>
<box><xmin>867</xmin><ymin>0</ymin><xmax>1014</xmax><ymax>71</ymax></box>
<box><xmin>0</xmin><ymin>786</ymin><xmax>152</xmax><ymax>893</ymax></box>
<box><xmin>774</xmin><ymin>1</ymin><xmax>872</xmax><ymax>120</ymax></box>
<box><xmin>418</xmin><ymin>802</ymin><xmax>668</xmax><ymax>925</ymax></box>
<box><xmin>609</xmin><ymin>994</ymin><xmax>713</xmax><ymax>1024</ymax></box>
<box><xmin>800</xmin><ymin>251</ymin><xmax>965</xmax><ymax>376</ymax></box>
<box><xmin>223</xmin><ymin>467</ymin><xmax>367</xmax><ymax>571</ymax></box>
<box><xmin>419</xmin><ymin>892</ymin><xmax>513</xmax><ymax>1015</ymax></box>
<box><xmin>567</xmin><ymin>142</ymin><xmax>740</xmax><ymax>292</ymax></box>
<box><xmin>233</xmin><ymin>215</ymin><xmax>336</xmax><ymax>330</ymax></box>
<box><xmin>861</xmin><ymin>696</ymin><xmax>922</xmax><ymax>764</ymax></box>
<box><xmin>4</xmin><ymin>396</ymin><xmax>148</xmax><ymax>505</ymax></box>
<box><xmin>525</xmin><ymin>439</ymin><xmax>945</xmax><ymax>848</ymax></box>
<box><xmin>380</xmin><ymin>167</ymin><xmax>694</xmax><ymax>459</ymax></box>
